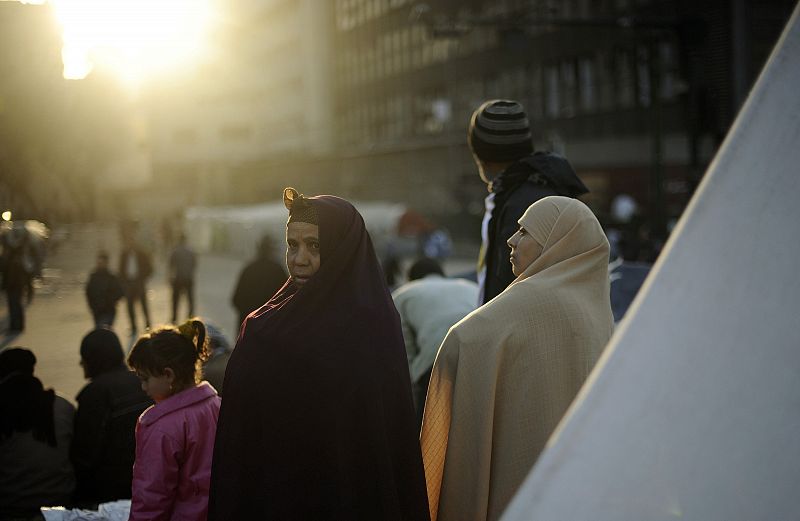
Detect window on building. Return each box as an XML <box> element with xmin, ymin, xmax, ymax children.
<box><xmin>528</xmin><ymin>65</ymin><xmax>544</xmax><ymax>119</ymax></box>
<box><xmin>578</xmin><ymin>56</ymin><xmax>596</xmax><ymax>112</ymax></box>
<box><xmin>658</xmin><ymin>40</ymin><xmax>679</xmax><ymax>100</ymax></box>
<box><xmin>636</xmin><ymin>45</ymin><xmax>652</xmax><ymax>107</ymax></box>
<box><xmin>615</xmin><ymin>49</ymin><xmax>635</xmax><ymax>108</ymax></box>
<box><xmin>545</xmin><ymin>65</ymin><xmax>560</xmax><ymax>118</ymax></box>
<box><xmin>594</xmin><ymin>50</ymin><xmax>613</xmax><ymax>111</ymax></box>
<box><xmin>173</xmin><ymin>128</ymin><xmax>197</xmax><ymax>145</ymax></box>
<box><xmin>560</xmin><ymin>60</ymin><xmax>578</xmax><ymax>117</ymax></box>
<box><xmin>219</xmin><ymin>124</ymin><xmax>252</xmax><ymax>141</ymax></box>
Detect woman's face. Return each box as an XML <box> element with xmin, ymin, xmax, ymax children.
<box><xmin>286</xmin><ymin>222</ymin><xmax>321</xmax><ymax>287</ymax></box>
<box><xmin>507</xmin><ymin>225</ymin><xmax>543</xmax><ymax>277</ymax></box>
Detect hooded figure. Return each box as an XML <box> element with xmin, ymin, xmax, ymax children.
<box><xmin>0</xmin><ymin>348</ymin><xmax>75</xmax><ymax>519</ymax></box>
<box><xmin>71</xmin><ymin>329</ymin><xmax>151</xmax><ymax>505</ymax></box>
<box><xmin>468</xmin><ymin>99</ymin><xmax>589</xmax><ymax>304</ymax></box>
<box><xmin>420</xmin><ymin>196</ymin><xmax>614</xmax><ymax>521</ymax></box>
<box><xmin>209</xmin><ymin>189</ymin><xmax>430</xmax><ymax>520</ymax></box>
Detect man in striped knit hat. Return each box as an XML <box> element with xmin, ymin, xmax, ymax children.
<box><xmin>469</xmin><ymin>99</ymin><xmax>590</xmax><ymax>304</ymax></box>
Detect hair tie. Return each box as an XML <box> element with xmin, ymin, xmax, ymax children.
<box><xmin>177</xmin><ymin>320</ymin><xmax>196</xmax><ymax>345</ymax></box>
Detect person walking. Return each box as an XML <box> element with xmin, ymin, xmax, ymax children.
<box><xmin>420</xmin><ymin>197</ymin><xmax>614</xmax><ymax>521</ymax></box>
<box><xmin>169</xmin><ymin>233</ymin><xmax>197</xmax><ymax>323</ymax></box>
<box><xmin>1</xmin><ymin>223</ymin><xmax>34</xmax><ymax>332</ymax></box>
<box><xmin>118</xmin><ymin>235</ymin><xmax>152</xmax><ymax>333</ymax></box>
<box><xmin>230</xmin><ymin>235</ymin><xmax>286</xmax><ymax>327</ymax></box>
<box><xmin>85</xmin><ymin>251</ymin><xmax>125</xmax><ymax>328</ymax></box>
<box><xmin>469</xmin><ymin>99</ymin><xmax>590</xmax><ymax>304</ymax></box>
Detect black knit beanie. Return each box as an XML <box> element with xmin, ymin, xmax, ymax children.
<box><xmin>468</xmin><ymin>99</ymin><xmax>533</xmax><ymax>163</ymax></box>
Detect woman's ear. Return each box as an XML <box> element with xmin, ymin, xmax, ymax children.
<box><xmin>163</xmin><ymin>367</ymin><xmax>176</xmax><ymax>385</ymax></box>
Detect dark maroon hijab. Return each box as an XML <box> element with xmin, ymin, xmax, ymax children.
<box><xmin>209</xmin><ymin>195</ymin><xmax>430</xmax><ymax>520</ymax></box>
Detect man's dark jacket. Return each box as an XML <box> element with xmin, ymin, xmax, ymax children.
<box><xmin>85</xmin><ymin>268</ymin><xmax>124</xmax><ymax>315</ymax></box>
<box><xmin>117</xmin><ymin>248</ymin><xmax>152</xmax><ymax>284</ymax></box>
<box><xmin>482</xmin><ymin>151</ymin><xmax>589</xmax><ymax>304</ymax></box>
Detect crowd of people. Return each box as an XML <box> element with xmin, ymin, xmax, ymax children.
<box><xmin>1</xmin><ymin>99</ymin><xmax>634</xmax><ymax>520</ymax></box>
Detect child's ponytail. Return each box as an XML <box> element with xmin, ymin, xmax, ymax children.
<box><xmin>178</xmin><ymin>318</ymin><xmax>210</xmax><ymax>364</ymax></box>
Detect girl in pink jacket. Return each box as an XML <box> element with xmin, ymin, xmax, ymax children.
<box><xmin>127</xmin><ymin>318</ymin><xmax>221</xmax><ymax>521</ymax></box>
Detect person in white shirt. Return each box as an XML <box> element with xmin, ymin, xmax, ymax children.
<box><xmin>392</xmin><ymin>258</ymin><xmax>478</xmax><ymax>426</ymax></box>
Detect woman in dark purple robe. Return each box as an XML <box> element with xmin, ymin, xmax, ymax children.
<box><xmin>209</xmin><ymin>189</ymin><xmax>430</xmax><ymax>520</ymax></box>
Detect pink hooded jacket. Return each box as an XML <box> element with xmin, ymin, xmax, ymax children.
<box><xmin>129</xmin><ymin>382</ymin><xmax>220</xmax><ymax>521</ymax></box>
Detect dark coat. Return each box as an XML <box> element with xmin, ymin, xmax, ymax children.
<box><xmin>85</xmin><ymin>268</ymin><xmax>124</xmax><ymax>315</ymax></box>
<box><xmin>117</xmin><ymin>248</ymin><xmax>152</xmax><ymax>284</ymax></box>
<box><xmin>71</xmin><ymin>366</ymin><xmax>152</xmax><ymax>505</ymax></box>
<box><xmin>231</xmin><ymin>256</ymin><xmax>286</xmax><ymax>325</ymax></box>
<box><xmin>1</xmin><ymin>234</ymin><xmax>31</xmax><ymax>292</ymax></box>
<box><xmin>210</xmin><ymin>195</ymin><xmax>430</xmax><ymax>520</ymax></box>
<box><xmin>482</xmin><ymin>152</ymin><xmax>589</xmax><ymax>304</ymax></box>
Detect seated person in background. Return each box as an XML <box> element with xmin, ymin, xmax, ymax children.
<box><xmin>391</xmin><ymin>257</ymin><xmax>478</xmax><ymax>425</ymax></box>
<box><xmin>71</xmin><ymin>329</ymin><xmax>152</xmax><ymax>507</ymax></box>
<box><xmin>420</xmin><ymin>197</ymin><xmax>614</xmax><ymax>521</ymax></box>
<box><xmin>0</xmin><ymin>348</ymin><xmax>75</xmax><ymax>518</ymax></box>
<box><xmin>202</xmin><ymin>322</ymin><xmax>232</xmax><ymax>394</ymax></box>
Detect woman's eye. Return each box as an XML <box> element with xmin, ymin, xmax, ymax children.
<box><xmin>310</xmin><ymin>242</ymin><xmax>320</xmax><ymax>251</ymax></box>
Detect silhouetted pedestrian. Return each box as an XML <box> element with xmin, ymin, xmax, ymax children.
<box><xmin>85</xmin><ymin>251</ymin><xmax>124</xmax><ymax>328</ymax></box>
<box><xmin>0</xmin><ymin>223</ymin><xmax>34</xmax><ymax>332</ymax></box>
<box><xmin>231</xmin><ymin>235</ymin><xmax>286</xmax><ymax>327</ymax></box>
<box><xmin>118</xmin><ymin>235</ymin><xmax>152</xmax><ymax>333</ymax></box>
<box><xmin>169</xmin><ymin>233</ymin><xmax>197</xmax><ymax>323</ymax></box>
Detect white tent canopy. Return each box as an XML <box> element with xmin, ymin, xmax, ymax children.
<box><xmin>184</xmin><ymin>200</ymin><xmax>406</xmax><ymax>259</ymax></box>
<box><xmin>503</xmin><ymin>5</ymin><xmax>800</xmax><ymax>520</ymax></box>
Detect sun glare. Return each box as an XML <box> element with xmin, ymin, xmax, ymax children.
<box><xmin>50</xmin><ymin>0</ymin><xmax>216</xmax><ymax>88</ymax></box>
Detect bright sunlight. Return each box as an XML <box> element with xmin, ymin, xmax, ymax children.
<box><xmin>50</xmin><ymin>0</ymin><xmax>216</xmax><ymax>88</ymax></box>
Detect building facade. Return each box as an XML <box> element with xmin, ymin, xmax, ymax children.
<box><xmin>137</xmin><ymin>0</ymin><xmax>793</xmax><ymax>241</ymax></box>
<box><xmin>323</xmin><ymin>0</ymin><xmax>794</xmax><ymax>234</ymax></box>
<box><xmin>143</xmin><ymin>0</ymin><xmax>335</xmax><ymax>210</ymax></box>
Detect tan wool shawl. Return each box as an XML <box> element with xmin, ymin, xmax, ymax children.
<box><xmin>420</xmin><ymin>196</ymin><xmax>614</xmax><ymax>521</ymax></box>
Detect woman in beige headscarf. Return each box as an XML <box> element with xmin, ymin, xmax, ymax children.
<box><xmin>420</xmin><ymin>196</ymin><xmax>614</xmax><ymax>521</ymax></box>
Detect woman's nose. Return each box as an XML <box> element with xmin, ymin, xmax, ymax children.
<box><xmin>295</xmin><ymin>247</ymin><xmax>310</xmax><ymax>265</ymax></box>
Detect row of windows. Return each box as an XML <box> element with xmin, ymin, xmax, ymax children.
<box><xmin>171</xmin><ymin>117</ymin><xmax>308</xmax><ymax>146</ymax></box>
<box><xmin>336</xmin><ymin>0</ymin><xmax>410</xmax><ymax>31</ymax></box>
<box><xmin>336</xmin><ymin>27</ymin><xmax>496</xmax><ymax>88</ymax></box>
<box><xmin>335</xmin><ymin>0</ymin><xmax>655</xmax><ymax>33</ymax></box>
<box><xmin>336</xmin><ymin>40</ymin><xmax>680</xmax><ymax>145</ymax></box>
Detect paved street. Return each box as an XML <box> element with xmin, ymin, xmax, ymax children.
<box><xmin>0</xmin><ymin>224</ymin><xmax>243</xmax><ymax>405</ymax></box>
<box><xmin>1</xmin><ymin>224</ymin><xmax>477</xmax><ymax>405</ymax></box>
